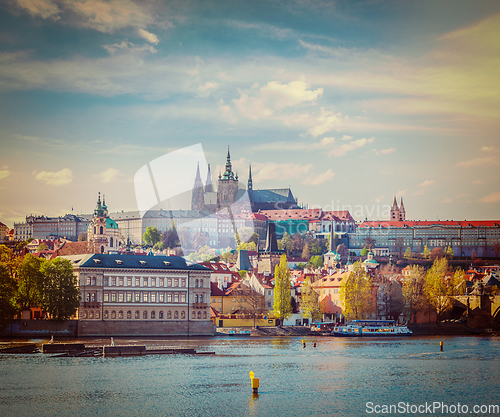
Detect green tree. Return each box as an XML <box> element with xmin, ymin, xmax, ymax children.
<box><xmin>78</xmin><ymin>232</ymin><xmax>87</xmax><ymax>242</ymax></box>
<box><xmin>309</xmin><ymin>255</ymin><xmax>324</xmax><ymax>269</ymax></box>
<box><xmin>39</xmin><ymin>258</ymin><xmax>81</xmax><ymax>322</ymax></box>
<box><xmin>0</xmin><ymin>263</ymin><xmax>18</xmax><ymax>328</ymax></box>
<box><xmin>360</xmin><ymin>246</ymin><xmax>368</xmax><ymax>257</ymax></box>
<box><xmin>403</xmin><ymin>247</ymin><xmax>412</xmax><ymax>259</ymax></box>
<box><xmin>280</xmin><ymin>232</ymin><xmax>293</xmax><ymax>255</ymax></box>
<box><xmin>16</xmin><ymin>254</ymin><xmax>46</xmax><ymax>309</ymax></box>
<box><xmin>187</xmin><ymin>245</ymin><xmax>218</xmax><ymax>262</ymax></box>
<box><xmin>143</xmin><ymin>226</ymin><xmax>162</xmax><ymax>246</ymax></box>
<box><xmin>302</xmin><ymin>243</ymin><xmax>311</xmax><ymax>260</ymax></box>
<box><xmin>339</xmin><ymin>261</ymin><xmax>373</xmax><ymax>320</ymax></box>
<box><xmin>301</xmin><ymin>276</ymin><xmax>322</xmax><ymax>321</ymax></box>
<box><xmin>296</xmin><ymin>263</ymin><xmax>305</xmax><ymax>270</ymax></box>
<box><xmin>402</xmin><ymin>265</ymin><xmax>426</xmax><ymax>323</ymax></box>
<box><xmin>422</xmin><ymin>245</ymin><xmax>431</xmax><ymax>259</ymax></box>
<box><xmin>273</xmin><ymin>254</ymin><xmax>293</xmax><ymax>322</ymax></box>
<box><xmin>38</xmin><ymin>243</ymin><xmax>49</xmax><ymax>251</ymax></box>
<box><xmin>424</xmin><ymin>258</ymin><xmax>452</xmax><ymax>320</ymax></box>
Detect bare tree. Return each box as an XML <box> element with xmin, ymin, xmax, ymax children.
<box><xmin>233</xmin><ymin>283</ymin><xmax>266</xmax><ymax>327</ymax></box>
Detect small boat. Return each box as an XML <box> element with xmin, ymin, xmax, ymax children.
<box><xmin>332</xmin><ymin>320</ymin><xmax>412</xmax><ymax>337</ymax></box>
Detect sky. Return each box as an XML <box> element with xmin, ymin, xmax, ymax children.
<box><xmin>0</xmin><ymin>0</ymin><xmax>499</xmax><ymax>228</ymax></box>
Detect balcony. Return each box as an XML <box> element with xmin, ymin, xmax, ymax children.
<box><xmin>193</xmin><ymin>302</ymin><xmax>208</xmax><ymax>309</ymax></box>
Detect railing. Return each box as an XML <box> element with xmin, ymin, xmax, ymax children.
<box><xmin>193</xmin><ymin>303</ymin><xmax>208</xmax><ymax>309</ymax></box>
<box><xmin>83</xmin><ymin>302</ymin><xmax>101</xmax><ymax>309</ymax></box>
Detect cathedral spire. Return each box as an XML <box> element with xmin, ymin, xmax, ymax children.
<box><xmin>222</xmin><ymin>145</ymin><xmax>234</xmax><ymax>180</ymax></box>
<box><xmin>248</xmin><ymin>164</ymin><xmax>253</xmax><ymax>191</ymax></box>
<box><xmin>205</xmin><ymin>164</ymin><xmax>213</xmax><ymax>193</ymax></box>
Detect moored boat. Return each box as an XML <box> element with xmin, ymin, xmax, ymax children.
<box><xmin>332</xmin><ymin>320</ymin><xmax>412</xmax><ymax>337</ymax></box>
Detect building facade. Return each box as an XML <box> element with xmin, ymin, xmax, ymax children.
<box><xmin>64</xmin><ymin>253</ymin><xmax>212</xmax><ymax>336</ymax></box>
<box><xmin>14</xmin><ymin>214</ymin><xmax>92</xmax><ymax>241</ymax></box>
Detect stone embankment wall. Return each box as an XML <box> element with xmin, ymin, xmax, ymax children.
<box><xmin>0</xmin><ymin>320</ymin><xmax>78</xmax><ymax>338</ymax></box>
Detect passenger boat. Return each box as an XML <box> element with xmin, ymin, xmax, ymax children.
<box><xmin>332</xmin><ymin>320</ymin><xmax>413</xmax><ymax>337</ymax></box>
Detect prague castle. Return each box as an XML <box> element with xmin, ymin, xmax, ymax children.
<box><xmin>191</xmin><ymin>147</ymin><xmax>298</xmax><ymax>213</ymax></box>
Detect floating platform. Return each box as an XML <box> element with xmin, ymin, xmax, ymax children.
<box><xmin>42</xmin><ymin>343</ymin><xmax>86</xmax><ymax>353</ymax></box>
<box><xmin>0</xmin><ymin>343</ymin><xmax>39</xmax><ymax>354</ymax></box>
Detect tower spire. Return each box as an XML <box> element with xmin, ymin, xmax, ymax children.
<box><xmin>205</xmin><ymin>164</ymin><xmax>213</xmax><ymax>193</ymax></box>
<box><xmin>248</xmin><ymin>164</ymin><xmax>253</xmax><ymax>191</ymax></box>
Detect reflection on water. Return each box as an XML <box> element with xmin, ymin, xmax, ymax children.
<box><xmin>1</xmin><ymin>336</ymin><xmax>499</xmax><ymax>417</ymax></box>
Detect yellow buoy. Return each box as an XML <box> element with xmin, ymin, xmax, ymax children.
<box><xmin>251</xmin><ymin>377</ymin><xmax>259</xmax><ymax>394</ymax></box>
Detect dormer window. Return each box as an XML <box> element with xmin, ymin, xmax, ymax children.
<box><xmin>139</xmin><ymin>260</ymin><xmax>146</xmax><ymax>265</ymax></box>
<box><xmin>163</xmin><ymin>261</ymin><xmax>171</xmax><ymax>266</ymax></box>
<box><xmin>115</xmin><ymin>260</ymin><xmax>122</xmax><ymax>265</ymax></box>
<box><xmin>94</xmin><ymin>259</ymin><xmax>101</xmax><ymax>264</ymax></box>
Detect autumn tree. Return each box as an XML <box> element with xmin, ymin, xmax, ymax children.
<box><xmin>339</xmin><ymin>261</ymin><xmax>373</xmax><ymax>320</ymax></box>
<box><xmin>430</xmin><ymin>247</ymin><xmax>446</xmax><ymax>260</ymax></box>
<box><xmin>16</xmin><ymin>254</ymin><xmax>46</xmax><ymax>310</ymax></box>
<box><xmin>300</xmin><ymin>276</ymin><xmax>322</xmax><ymax>322</ymax></box>
<box><xmin>375</xmin><ymin>265</ymin><xmax>404</xmax><ymax>320</ymax></box>
<box><xmin>422</xmin><ymin>245</ymin><xmax>431</xmax><ymax>259</ymax></box>
<box><xmin>360</xmin><ymin>246</ymin><xmax>369</xmax><ymax>257</ymax></box>
<box><xmin>162</xmin><ymin>227</ymin><xmax>180</xmax><ymax>249</ymax></box>
<box><xmin>403</xmin><ymin>247</ymin><xmax>412</xmax><ymax>259</ymax></box>
<box><xmin>393</xmin><ymin>237</ymin><xmax>404</xmax><ymax>257</ymax></box>
<box><xmin>402</xmin><ymin>265</ymin><xmax>426</xmax><ymax>323</ymax></box>
<box><xmin>364</xmin><ymin>236</ymin><xmax>376</xmax><ymax>249</ymax></box>
<box><xmin>142</xmin><ymin>226</ymin><xmax>161</xmax><ymax>246</ymax></box>
<box><xmin>336</xmin><ymin>244</ymin><xmax>348</xmax><ymax>260</ymax></box>
<box><xmin>273</xmin><ymin>254</ymin><xmax>292</xmax><ymax>322</ymax></box>
<box><xmin>445</xmin><ymin>246</ymin><xmax>454</xmax><ymax>259</ymax></box>
<box><xmin>39</xmin><ymin>258</ymin><xmax>81</xmax><ymax>322</ymax></box>
<box><xmin>302</xmin><ymin>243</ymin><xmax>311</xmax><ymax>261</ymax></box>
<box><xmin>424</xmin><ymin>258</ymin><xmax>452</xmax><ymax>320</ymax></box>
<box><xmin>234</xmin><ymin>283</ymin><xmax>265</xmax><ymax>327</ymax></box>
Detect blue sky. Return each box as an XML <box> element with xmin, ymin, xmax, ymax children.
<box><xmin>0</xmin><ymin>0</ymin><xmax>499</xmax><ymax>227</ymax></box>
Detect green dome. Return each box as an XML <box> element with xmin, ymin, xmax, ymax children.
<box><xmin>106</xmin><ymin>218</ymin><xmax>118</xmax><ymax>229</ymax></box>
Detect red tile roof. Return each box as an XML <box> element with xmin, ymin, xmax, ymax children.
<box><xmin>359</xmin><ymin>220</ymin><xmax>500</xmax><ymax>228</ymax></box>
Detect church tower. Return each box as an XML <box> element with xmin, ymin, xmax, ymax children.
<box><xmin>217</xmin><ymin>146</ymin><xmax>239</xmax><ymax>211</ymax></box>
<box><xmin>205</xmin><ymin>164</ymin><xmax>213</xmax><ymax>193</ymax></box>
<box><xmin>88</xmin><ymin>193</ymin><xmax>120</xmax><ymax>254</ymax></box>
<box><xmin>390</xmin><ymin>196</ymin><xmax>399</xmax><ymax>221</ymax></box>
<box><xmin>399</xmin><ymin>197</ymin><xmax>406</xmax><ymax>221</ymax></box>
<box><xmin>247</xmin><ymin>165</ymin><xmax>253</xmax><ymax>192</ymax></box>
<box><xmin>191</xmin><ymin>162</ymin><xmax>205</xmax><ymax>211</ymax></box>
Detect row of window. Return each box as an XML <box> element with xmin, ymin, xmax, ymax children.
<box><xmin>86</xmin><ymin>277</ymin><xmax>205</xmax><ymax>288</ymax></box>
<box><xmin>86</xmin><ymin>310</ymin><xmax>208</xmax><ymax>320</ymax></box>
<box><xmin>100</xmin><ymin>291</ymin><xmax>195</xmax><ymax>303</ymax></box>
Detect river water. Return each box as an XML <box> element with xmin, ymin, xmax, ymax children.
<box><xmin>1</xmin><ymin>336</ymin><xmax>499</xmax><ymax>417</ymax></box>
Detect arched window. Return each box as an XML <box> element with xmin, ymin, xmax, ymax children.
<box><xmin>101</xmin><ymin>246</ymin><xmax>104</xmax><ymax>254</ymax></box>
<box><xmin>200</xmin><ymin>294</ymin><xmax>203</xmax><ymax>303</ymax></box>
<box><xmin>199</xmin><ymin>279</ymin><xmax>203</xmax><ymax>288</ymax></box>
<box><xmin>81</xmin><ymin>312</ymin><xmax>87</xmax><ymax>319</ymax></box>
<box><xmin>111</xmin><ymin>311</ymin><xmax>116</xmax><ymax>319</ymax></box>
<box><xmin>143</xmin><ymin>311</ymin><xmax>147</xmax><ymax>319</ymax></box>
<box><xmin>151</xmin><ymin>311</ymin><xmax>156</xmax><ymax>319</ymax></box>
<box><xmin>197</xmin><ymin>311</ymin><xmax>201</xmax><ymax>319</ymax></box>
<box><xmin>181</xmin><ymin>311</ymin><xmax>185</xmax><ymax>319</ymax></box>
<box><xmin>100</xmin><ymin>226</ymin><xmax>103</xmax><ymax>235</ymax></box>
<box><xmin>159</xmin><ymin>311</ymin><xmax>164</xmax><ymax>319</ymax></box>
<box><xmin>174</xmin><ymin>311</ymin><xmax>178</xmax><ymax>319</ymax></box>
<box><xmin>86</xmin><ymin>293</ymin><xmax>90</xmax><ymax>302</ymax></box>
<box><xmin>192</xmin><ymin>311</ymin><xmax>196</xmax><ymax>319</ymax></box>
<box><xmin>89</xmin><ymin>311</ymin><xmax>94</xmax><ymax>319</ymax></box>
<box><xmin>94</xmin><ymin>227</ymin><xmax>96</xmax><ymax>234</ymax></box>
<box><xmin>195</xmin><ymin>294</ymin><xmax>199</xmax><ymax>303</ymax></box>
<box><xmin>95</xmin><ymin>311</ymin><xmax>100</xmax><ymax>319</ymax></box>
<box><xmin>195</xmin><ymin>279</ymin><xmax>198</xmax><ymax>288</ymax></box>
<box><xmin>110</xmin><ymin>237</ymin><xmax>113</xmax><ymax>247</ymax></box>
<box><xmin>104</xmin><ymin>310</ymin><xmax>109</xmax><ymax>319</ymax></box>
<box><xmin>203</xmin><ymin>311</ymin><xmax>207</xmax><ymax>319</ymax></box>
<box><xmin>135</xmin><ymin>311</ymin><xmax>139</xmax><ymax>319</ymax></box>
<box><xmin>167</xmin><ymin>311</ymin><xmax>171</xmax><ymax>319</ymax></box>
<box><xmin>127</xmin><ymin>311</ymin><xmax>132</xmax><ymax>319</ymax></box>
<box><xmin>118</xmin><ymin>311</ymin><xmax>123</xmax><ymax>319</ymax></box>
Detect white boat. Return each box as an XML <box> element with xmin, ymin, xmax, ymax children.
<box><xmin>332</xmin><ymin>320</ymin><xmax>413</xmax><ymax>337</ymax></box>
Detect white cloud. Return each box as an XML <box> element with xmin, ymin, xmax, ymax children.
<box><xmin>478</xmin><ymin>192</ymin><xmax>500</xmax><ymax>203</ymax></box>
<box><xmin>102</xmin><ymin>41</ymin><xmax>157</xmax><ymax>55</ymax></box>
<box><xmin>14</xmin><ymin>0</ymin><xmax>60</xmax><ymax>19</ymax></box>
<box><xmin>93</xmin><ymin>168</ymin><xmax>121</xmax><ymax>183</ymax></box>
<box><xmin>472</xmin><ymin>180</ymin><xmax>484</xmax><ymax>185</ymax></box>
<box><xmin>233</xmin><ymin>78</ymin><xmax>323</xmax><ymax>121</ymax></box>
<box><xmin>341</xmin><ymin>135</ymin><xmax>352</xmax><ymax>141</ymax></box>
<box><xmin>480</xmin><ymin>146</ymin><xmax>494</xmax><ymax>152</ymax></box>
<box><xmin>328</xmin><ymin>137</ymin><xmax>375</xmax><ymax>157</ymax></box>
<box><xmin>137</xmin><ymin>28</ymin><xmax>159</xmax><ymax>45</ymax></box>
<box><xmin>414</xmin><ymin>179</ymin><xmax>435</xmax><ymax>195</ymax></box>
<box><xmin>301</xmin><ymin>169</ymin><xmax>335</xmax><ymax>185</ymax></box>
<box><xmin>0</xmin><ymin>170</ymin><xmax>11</xmax><ymax>180</ymax></box>
<box><xmin>252</xmin><ymin>162</ymin><xmax>312</xmax><ymax>183</ymax></box>
<box><xmin>442</xmin><ymin>197</ymin><xmax>452</xmax><ymax>203</ymax></box>
<box><xmin>253</xmin><ymin>136</ymin><xmax>336</xmax><ymax>152</ymax></box>
<box><xmin>307</xmin><ymin>107</ymin><xmax>342</xmax><ymax>137</ymax></box>
<box><xmin>374</xmin><ymin>148</ymin><xmax>396</xmax><ymax>155</ymax></box>
<box><xmin>199</xmin><ymin>81</ymin><xmax>219</xmax><ymax>92</ymax></box>
<box><xmin>35</xmin><ymin>168</ymin><xmax>73</xmax><ymax>185</ymax></box>
<box><xmin>456</xmin><ymin>156</ymin><xmax>498</xmax><ymax>168</ymax></box>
